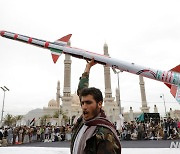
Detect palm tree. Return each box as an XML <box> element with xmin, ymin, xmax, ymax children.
<box><xmin>40</xmin><ymin>114</ymin><xmax>50</xmax><ymax>126</ymax></box>
<box><xmin>3</xmin><ymin>114</ymin><xmax>16</xmax><ymax>126</ymax></box>
<box><xmin>59</xmin><ymin>108</ymin><xmax>69</xmax><ymax>125</ymax></box>
<box><xmin>53</xmin><ymin>111</ymin><xmax>59</xmax><ymax>118</ymax></box>
<box><xmin>14</xmin><ymin>115</ymin><xmax>24</xmax><ymax>126</ymax></box>
<box><xmin>62</xmin><ymin>114</ymin><xmax>69</xmax><ymax>124</ymax></box>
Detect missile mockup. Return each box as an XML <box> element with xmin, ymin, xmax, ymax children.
<box><xmin>0</xmin><ymin>30</ymin><xmax>180</xmax><ymax>103</ymax></box>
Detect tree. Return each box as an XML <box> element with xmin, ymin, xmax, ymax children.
<box><xmin>3</xmin><ymin>114</ymin><xmax>16</xmax><ymax>126</ymax></box>
<box><xmin>53</xmin><ymin>111</ymin><xmax>59</xmax><ymax>118</ymax></box>
<box><xmin>62</xmin><ymin>114</ymin><xmax>69</xmax><ymax>124</ymax></box>
<box><xmin>14</xmin><ymin>115</ymin><xmax>24</xmax><ymax>126</ymax></box>
<box><xmin>40</xmin><ymin>114</ymin><xmax>50</xmax><ymax>126</ymax></box>
<box><xmin>15</xmin><ymin>115</ymin><xmax>23</xmax><ymax>121</ymax></box>
<box><xmin>59</xmin><ymin>108</ymin><xmax>69</xmax><ymax>125</ymax></box>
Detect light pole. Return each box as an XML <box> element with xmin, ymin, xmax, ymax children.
<box><xmin>160</xmin><ymin>94</ymin><xmax>167</xmax><ymax>117</ymax></box>
<box><xmin>0</xmin><ymin>86</ymin><xmax>9</xmax><ymax>124</ymax></box>
<box><xmin>58</xmin><ymin>95</ymin><xmax>62</xmax><ymax>126</ymax></box>
<box><xmin>112</xmin><ymin>68</ymin><xmax>122</xmax><ymax>114</ymax></box>
<box><xmin>117</xmin><ymin>71</ymin><xmax>122</xmax><ymax>114</ymax></box>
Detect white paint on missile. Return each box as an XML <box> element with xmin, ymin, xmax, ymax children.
<box><xmin>1</xmin><ymin>30</ymin><xmax>180</xmax><ymax>104</ymax></box>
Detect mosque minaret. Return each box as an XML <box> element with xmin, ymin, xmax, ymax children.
<box><xmin>103</xmin><ymin>43</ymin><xmax>112</xmax><ymax>98</ymax></box>
<box><xmin>139</xmin><ymin>76</ymin><xmax>150</xmax><ymax>113</ymax></box>
<box><xmin>63</xmin><ymin>41</ymin><xmax>71</xmax><ymax>97</ymax></box>
<box><xmin>61</xmin><ymin>41</ymin><xmax>73</xmax><ymax>120</ymax></box>
<box><xmin>103</xmin><ymin>43</ymin><xmax>119</xmax><ymax>122</ymax></box>
<box><xmin>154</xmin><ymin>105</ymin><xmax>158</xmax><ymax>113</ymax></box>
<box><xmin>56</xmin><ymin>80</ymin><xmax>60</xmax><ymax>108</ymax></box>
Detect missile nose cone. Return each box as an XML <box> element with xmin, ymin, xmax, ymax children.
<box><xmin>0</xmin><ymin>30</ymin><xmax>5</xmax><ymax>36</ymax></box>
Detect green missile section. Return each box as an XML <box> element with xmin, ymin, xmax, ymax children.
<box><xmin>50</xmin><ymin>48</ymin><xmax>63</xmax><ymax>54</ymax></box>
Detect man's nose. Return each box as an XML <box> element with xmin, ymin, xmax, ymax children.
<box><xmin>81</xmin><ymin>103</ymin><xmax>87</xmax><ymax>110</ymax></box>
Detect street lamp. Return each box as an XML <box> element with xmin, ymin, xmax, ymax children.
<box><xmin>58</xmin><ymin>94</ymin><xmax>62</xmax><ymax>126</ymax></box>
<box><xmin>0</xmin><ymin>86</ymin><xmax>9</xmax><ymax>124</ymax></box>
<box><xmin>112</xmin><ymin>68</ymin><xmax>122</xmax><ymax>114</ymax></box>
<box><xmin>160</xmin><ymin>94</ymin><xmax>167</xmax><ymax>117</ymax></box>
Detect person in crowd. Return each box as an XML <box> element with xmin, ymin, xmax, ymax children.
<box><xmin>0</xmin><ymin>128</ymin><xmax>3</xmax><ymax>146</ymax></box>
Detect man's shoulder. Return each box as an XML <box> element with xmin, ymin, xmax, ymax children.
<box><xmin>96</xmin><ymin>125</ymin><xmax>112</xmax><ymax>134</ymax></box>
<box><xmin>94</xmin><ymin>126</ymin><xmax>117</xmax><ymax>142</ymax></box>
<box><xmin>93</xmin><ymin>125</ymin><xmax>121</xmax><ymax>153</ymax></box>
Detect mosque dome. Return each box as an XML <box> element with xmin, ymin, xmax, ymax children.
<box><xmin>71</xmin><ymin>93</ymin><xmax>80</xmax><ymax>105</ymax></box>
<box><xmin>48</xmin><ymin>99</ymin><xmax>57</xmax><ymax>107</ymax></box>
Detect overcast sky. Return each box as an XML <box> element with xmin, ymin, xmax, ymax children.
<box><xmin>0</xmin><ymin>0</ymin><xmax>180</xmax><ymax>117</ymax></box>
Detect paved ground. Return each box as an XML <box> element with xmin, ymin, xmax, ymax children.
<box><xmin>1</xmin><ymin>147</ymin><xmax>180</xmax><ymax>154</ymax></box>
<box><xmin>11</xmin><ymin>139</ymin><xmax>180</xmax><ymax>148</ymax></box>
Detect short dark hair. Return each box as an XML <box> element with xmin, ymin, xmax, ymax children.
<box><xmin>80</xmin><ymin>87</ymin><xmax>103</xmax><ymax>103</ymax></box>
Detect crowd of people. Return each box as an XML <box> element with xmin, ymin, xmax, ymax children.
<box><xmin>120</xmin><ymin>117</ymin><xmax>180</xmax><ymax>141</ymax></box>
<box><xmin>0</xmin><ymin>124</ymin><xmax>72</xmax><ymax>147</ymax></box>
<box><xmin>0</xmin><ymin>117</ymin><xmax>179</xmax><ymax>147</ymax></box>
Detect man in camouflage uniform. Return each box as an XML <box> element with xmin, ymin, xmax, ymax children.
<box><xmin>71</xmin><ymin>59</ymin><xmax>121</xmax><ymax>154</ymax></box>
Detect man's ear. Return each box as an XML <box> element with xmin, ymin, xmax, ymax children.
<box><xmin>98</xmin><ymin>101</ymin><xmax>102</xmax><ymax>108</ymax></box>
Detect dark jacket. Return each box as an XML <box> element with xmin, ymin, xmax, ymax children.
<box><xmin>71</xmin><ymin>114</ymin><xmax>121</xmax><ymax>154</ymax></box>
<box><xmin>0</xmin><ymin>131</ymin><xmax>3</xmax><ymax>140</ymax></box>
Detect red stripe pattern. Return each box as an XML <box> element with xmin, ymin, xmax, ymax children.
<box><xmin>14</xmin><ymin>34</ymin><xmax>18</xmax><ymax>40</ymax></box>
<box><xmin>28</xmin><ymin>38</ymin><xmax>32</xmax><ymax>43</ymax></box>
<box><xmin>44</xmin><ymin>42</ymin><xmax>49</xmax><ymax>48</ymax></box>
<box><xmin>0</xmin><ymin>31</ymin><xmax>5</xmax><ymax>36</ymax></box>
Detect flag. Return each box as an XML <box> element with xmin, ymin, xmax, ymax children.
<box><xmin>30</xmin><ymin>118</ymin><xmax>35</xmax><ymax>126</ymax></box>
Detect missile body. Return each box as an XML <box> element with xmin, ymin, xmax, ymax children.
<box><xmin>0</xmin><ymin>30</ymin><xmax>180</xmax><ymax>103</ymax></box>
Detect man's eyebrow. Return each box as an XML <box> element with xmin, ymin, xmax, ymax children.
<box><xmin>81</xmin><ymin>100</ymin><xmax>92</xmax><ymax>103</ymax></box>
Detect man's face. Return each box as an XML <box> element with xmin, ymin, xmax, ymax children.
<box><xmin>81</xmin><ymin>94</ymin><xmax>102</xmax><ymax>121</ymax></box>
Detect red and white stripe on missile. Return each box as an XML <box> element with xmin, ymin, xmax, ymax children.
<box><xmin>0</xmin><ymin>30</ymin><xmax>180</xmax><ymax>103</ymax></box>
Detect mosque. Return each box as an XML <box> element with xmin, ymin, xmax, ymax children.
<box><xmin>23</xmin><ymin>42</ymin><xmax>180</xmax><ymax>126</ymax></box>
<box><xmin>42</xmin><ymin>42</ymin><xmax>120</xmax><ymax>125</ymax></box>
<box><xmin>39</xmin><ymin>41</ymin><xmax>152</xmax><ymax>125</ymax></box>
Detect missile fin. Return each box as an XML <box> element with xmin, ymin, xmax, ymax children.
<box><xmin>51</xmin><ymin>53</ymin><xmax>60</xmax><ymax>63</ymax></box>
<box><xmin>166</xmin><ymin>84</ymin><xmax>180</xmax><ymax>103</ymax></box>
<box><xmin>164</xmin><ymin>83</ymin><xmax>171</xmax><ymax>89</ymax></box>
<box><xmin>165</xmin><ymin>64</ymin><xmax>180</xmax><ymax>102</ymax></box>
<box><xmin>170</xmin><ymin>85</ymin><xmax>177</xmax><ymax>97</ymax></box>
<box><xmin>54</xmin><ymin>34</ymin><xmax>72</xmax><ymax>46</ymax></box>
<box><xmin>164</xmin><ymin>83</ymin><xmax>179</xmax><ymax>101</ymax></box>
<box><xmin>57</xmin><ymin>34</ymin><xmax>72</xmax><ymax>43</ymax></box>
<box><xmin>50</xmin><ymin>48</ymin><xmax>63</xmax><ymax>63</ymax></box>
<box><xmin>170</xmin><ymin>64</ymin><xmax>180</xmax><ymax>73</ymax></box>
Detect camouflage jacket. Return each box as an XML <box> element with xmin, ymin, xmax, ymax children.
<box><xmin>77</xmin><ymin>72</ymin><xmax>89</xmax><ymax>96</ymax></box>
<box><xmin>71</xmin><ymin>72</ymin><xmax>121</xmax><ymax>154</ymax></box>
<box><xmin>71</xmin><ymin>115</ymin><xmax>121</xmax><ymax>154</ymax></box>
